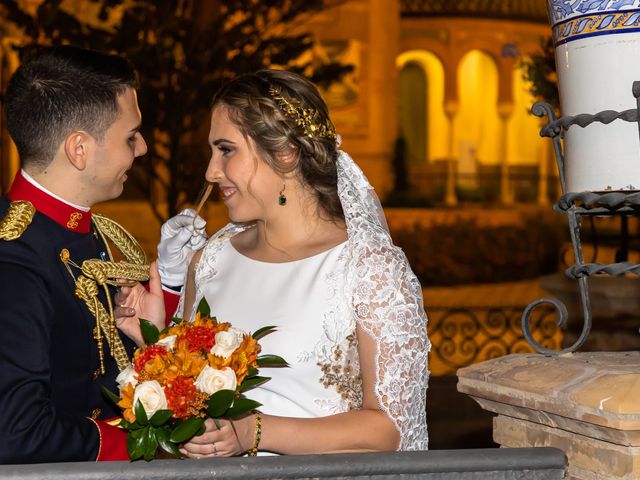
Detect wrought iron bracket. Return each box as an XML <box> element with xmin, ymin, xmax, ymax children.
<box><xmin>521</xmin><ymin>81</ymin><xmax>640</xmax><ymax>355</ymax></box>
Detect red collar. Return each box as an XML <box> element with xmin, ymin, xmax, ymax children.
<box><xmin>7</xmin><ymin>170</ymin><xmax>92</xmax><ymax>234</ymax></box>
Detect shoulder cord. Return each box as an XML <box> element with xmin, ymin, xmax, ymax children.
<box><xmin>70</xmin><ymin>214</ymin><xmax>149</xmax><ymax>373</ymax></box>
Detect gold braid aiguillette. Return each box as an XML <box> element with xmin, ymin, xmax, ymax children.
<box><xmin>65</xmin><ymin>214</ymin><xmax>150</xmax><ymax>374</ymax></box>
<box><xmin>268</xmin><ymin>86</ymin><xmax>337</xmax><ymax>141</ymax></box>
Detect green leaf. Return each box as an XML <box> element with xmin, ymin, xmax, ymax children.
<box><xmin>257</xmin><ymin>354</ymin><xmax>289</xmax><ymax>368</ymax></box>
<box><xmin>139</xmin><ymin>318</ymin><xmax>160</xmax><ymax>345</ymax></box>
<box><xmin>246</xmin><ymin>365</ymin><xmax>259</xmax><ymax>378</ymax></box>
<box><xmin>127</xmin><ymin>428</ymin><xmax>145</xmax><ymax>461</ymax></box>
<box><xmin>239</xmin><ymin>376</ymin><xmax>270</xmax><ymax>393</ymax></box>
<box><xmin>170</xmin><ymin>417</ymin><xmax>205</xmax><ymax>443</ymax></box>
<box><xmin>156</xmin><ymin>427</ymin><xmax>182</xmax><ymax>458</ymax></box>
<box><xmin>226</xmin><ymin>397</ymin><xmax>262</xmax><ymax>419</ymax></box>
<box><xmin>252</xmin><ymin>325</ymin><xmax>277</xmax><ymax>340</ymax></box>
<box><xmin>206</xmin><ymin>389</ymin><xmax>235</xmax><ymax>418</ymax></box>
<box><xmin>196</xmin><ymin>297</ymin><xmax>211</xmax><ymax>317</ymax></box>
<box><xmin>142</xmin><ymin>426</ymin><xmax>159</xmax><ymax>462</ymax></box>
<box><xmin>170</xmin><ymin>316</ymin><xmax>183</xmax><ymax>325</ymax></box>
<box><xmin>150</xmin><ymin>409</ymin><xmax>173</xmax><ymax>427</ymax></box>
<box><xmin>101</xmin><ymin>386</ymin><xmax>121</xmax><ymax>405</ymax></box>
<box><xmin>134</xmin><ymin>399</ymin><xmax>148</xmax><ymax>426</ymax></box>
<box><xmin>119</xmin><ymin>418</ymin><xmax>132</xmax><ymax>430</ymax></box>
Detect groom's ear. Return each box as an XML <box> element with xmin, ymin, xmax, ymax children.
<box><xmin>63</xmin><ymin>131</ymin><xmax>93</xmax><ymax>171</ymax></box>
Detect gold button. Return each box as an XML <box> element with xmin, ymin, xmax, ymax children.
<box><xmin>91</xmin><ymin>368</ymin><xmax>101</xmax><ymax>381</ymax></box>
<box><xmin>90</xmin><ymin>408</ymin><xmax>102</xmax><ymax>420</ymax></box>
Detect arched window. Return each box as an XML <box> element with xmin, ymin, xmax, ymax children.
<box><xmin>398</xmin><ymin>62</ymin><xmax>427</xmax><ymax>165</ymax></box>
<box><xmin>397</xmin><ymin>50</ymin><xmax>447</xmax><ymax>165</ymax></box>
<box><xmin>456</xmin><ymin>50</ymin><xmax>500</xmax><ymax>172</ymax></box>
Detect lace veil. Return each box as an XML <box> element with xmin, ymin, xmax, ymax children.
<box><xmin>337</xmin><ymin>150</ymin><xmax>430</xmax><ymax>450</ymax></box>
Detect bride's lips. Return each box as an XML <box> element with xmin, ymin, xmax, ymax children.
<box><xmin>219</xmin><ymin>185</ymin><xmax>237</xmax><ymax>202</ymax></box>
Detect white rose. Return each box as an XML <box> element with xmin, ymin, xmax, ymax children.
<box><xmin>116</xmin><ymin>364</ymin><xmax>138</xmax><ymax>391</ymax></box>
<box><xmin>133</xmin><ymin>380</ymin><xmax>167</xmax><ymax>418</ymax></box>
<box><xmin>210</xmin><ymin>327</ymin><xmax>244</xmax><ymax>359</ymax></box>
<box><xmin>156</xmin><ymin>335</ymin><xmax>177</xmax><ymax>351</ymax></box>
<box><xmin>194</xmin><ymin>366</ymin><xmax>237</xmax><ymax>395</ymax></box>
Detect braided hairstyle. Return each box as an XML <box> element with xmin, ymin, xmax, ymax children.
<box><xmin>210</xmin><ymin>70</ymin><xmax>343</xmax><ymax>221</ymax></box>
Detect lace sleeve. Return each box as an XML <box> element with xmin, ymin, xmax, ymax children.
<box><xmin>350</xmin><ymin>241</ymin><xmax>430</xmax><ymax>451</ymax></box>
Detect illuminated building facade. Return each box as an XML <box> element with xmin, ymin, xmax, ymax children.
<box><xmin>0</xmin><ymin>0</ymin><xmax>552</xmax><ymax>204</ymax></box>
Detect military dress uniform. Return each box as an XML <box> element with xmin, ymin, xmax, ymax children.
<box><xmin>0</xmin><ymin>171</ymin><xmax>143</xmax><ymax>463</ymax></box>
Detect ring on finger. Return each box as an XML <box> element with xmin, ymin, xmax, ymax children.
<box><xmin>213</xmin><ymin>442</ymin><xmax>217</xmax><ymax>455</ymax></box>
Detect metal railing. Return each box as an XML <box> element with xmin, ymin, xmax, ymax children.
<box><xmin>0</xmin><ymin>448</ymin><xmax>567</xmax><ymax>479</ymax></box>
<box><xmin>522</xmin><ymin>83</ymin><xmax>640</xmax><ymax>355</ymax></box>
<box><xmin>428</xmin><ymin>304</ymin><xmax>562</xmax><ymax>376</ymax></box>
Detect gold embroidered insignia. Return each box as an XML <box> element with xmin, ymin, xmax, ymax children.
<box><xmin>67</xmin><ymin>212</ymin><xmax>83</xmax><ymax>229</ymax></box>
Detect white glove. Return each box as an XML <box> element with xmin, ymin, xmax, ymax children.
<box><xmin>157</xmin><ymin>209</ymin><xmax>208</xmax><ymax>287</ymax></box>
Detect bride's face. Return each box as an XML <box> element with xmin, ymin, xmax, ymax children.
<box><xmin>205</xmin><ymin>106</ymin><xmax>283</xmax><ymax>223</ymax></box>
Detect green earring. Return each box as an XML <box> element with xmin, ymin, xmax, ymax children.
<box><xmin>278</xmin><ymin>184</ymin><xmax>287</xmax><ymax>206</ymax></box>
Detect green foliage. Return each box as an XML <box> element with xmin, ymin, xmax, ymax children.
<box><xmin>205</xmin><ymin>389</ymin><xmax>235</xmax><ymax>418</ymax></box>
<box><xmin>392</xmin><ymin>215</ymin><xmax>566</xmax><ymax>286</ymax></box>
<box><xmin>252</xmin><ymin>325</ymin><xmax>277</xmax><ymax>340</ymax></box>
<box><xmin>101</xmin><ymin>386</ymin><xmax>121</xmax><ymax>404</ymax></box>
<box><xmin>0</xmin><ymin>0</ymin><xmax>352</xmax><ymax>220</ymax></box>
<box><xmin>169</xmin><ymin>416</ymin><xmax>205</xmax><ymax>443</ymax></box>
<box><xmin>238</xmin><ymin>375</ymin><xmax>270</xmax><ymax>393</ymax></box>
<box><xmin>520</xmin><ymin>37</ymin><xmax>559</xmax><ymax>111</ymax></box>
<box><xmin>196</xmin><ymin>296</ymin><xmax>211</xmax><ymax>318</ymax></box>
<box><xmin>256</xmin><ymin>354</ymin><xmax>288</xmax><ymax>367</ymax></box>
<box><xmin>139</xmin><ymin>319</ymin><xmax>160</xmax><ymax>345</ymax></box>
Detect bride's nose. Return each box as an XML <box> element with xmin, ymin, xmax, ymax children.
<box><xmin>205</xmin><ymin>154</ymin><xmax>223</xmax><ymax>183</ymax></box>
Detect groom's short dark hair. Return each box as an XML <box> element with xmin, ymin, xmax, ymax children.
<box><xmin>5</xmin><ymin>45</ymin><xmax>137</xmax><ymax>169</ymax></box>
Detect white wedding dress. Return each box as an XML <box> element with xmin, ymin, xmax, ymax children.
<box><xmin>182</xmin><ymin>215</ymin><xmax>430</xmax><ymax>451</ymax></box>
<box><xmin>196</xmin><ymin>234</ymin><xmax>354</xmax><ymax>418</ymax></box>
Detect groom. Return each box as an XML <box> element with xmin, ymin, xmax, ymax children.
<box><xmin>0</xmin><ymin>45</ymin><xmax>164</xmax><ymax>463</ymax></box>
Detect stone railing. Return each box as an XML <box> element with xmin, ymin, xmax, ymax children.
<box><xmin>0</xmin><ymin>449</ymin><xmax>567</xmax><ymax>480</ymax></box>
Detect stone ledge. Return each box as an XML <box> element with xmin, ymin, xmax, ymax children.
<box><xmin>495</xmin><ymin>416</ymin><xmax>640</xmax><ymax>480</ymax></box>
<box><xmin>457</xmin><ymin>352</ymin><xmax>640</xmax><ymax>479</ymax></box>
<box><xmin>457</xmin><ymin>352</ymin><xmax>640</xmax><ymax>433</ymax></box>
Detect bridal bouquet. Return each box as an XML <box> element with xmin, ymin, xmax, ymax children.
<box><xmin>103</xmin><ymin>299</ymin><xmax>286</xmax><ymax>461</ymax></box>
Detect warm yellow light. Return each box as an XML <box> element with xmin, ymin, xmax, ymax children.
<box><xmin>456</xmin><ymin>50</ymin><xmax>500</xmax><ymax>166</ymax></box>
<box><xmin>508</xmin><ymin>62</ymin><xmax>545</xmax><ymax>166</ymax></box>
<box><xmin>397</xmin><ymin>50</ymin><xmax>448</xmax><ymax>163</ymax></box>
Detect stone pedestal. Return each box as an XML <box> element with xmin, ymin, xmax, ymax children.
<box><xmin>457</xmin><ymin>352</ymin><xmax>640</xmax><ymax>480</ymax></box>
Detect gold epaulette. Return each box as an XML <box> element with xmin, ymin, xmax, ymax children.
<box><xmin>0</xmin><ymin>200</ymin><xmax>35</xmax><ymax>241</ymax></box>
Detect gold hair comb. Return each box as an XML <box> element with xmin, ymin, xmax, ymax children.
<box><xmin>268</xmin><ymin>86</ymin><xmax>337</xmax><ymax>141</ymax></box>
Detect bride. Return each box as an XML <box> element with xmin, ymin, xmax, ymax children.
<box><xmin>121</xmin><ymin>69</ymin><xmax>430</xmax><ymax>456</ymax></box>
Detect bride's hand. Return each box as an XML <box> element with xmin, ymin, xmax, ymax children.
<box><xmin>180</xmin><ymin>416</ymin><xmax>254</xmax><ymax>458</ymax></box>
<box><xmin>115</xmin><ymin>261</ymin><xmax>166</xmax><ymax>345</ymax></box>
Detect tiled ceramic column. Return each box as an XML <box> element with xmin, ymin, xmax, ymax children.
<box><xmin>458</xmin><ymin>352</ymin><xmax>640</xmax><ymax>480</ymax></box>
